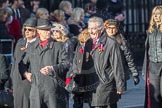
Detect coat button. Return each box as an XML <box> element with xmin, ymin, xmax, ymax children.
<box><xmin>79</xmin><ymin>60</ymin><xmax>81</xmax><ymax>63</ymax></box>
<box><xmin>79</xmin><ymin>70</ymin><xmax>81</xmax><ymax>73</ymax></box>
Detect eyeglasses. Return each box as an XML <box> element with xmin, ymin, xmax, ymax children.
<box><xmin>24</xmin><ymin>28</ymin><xmax>34</xmax><ymax>32</ymax></box>
<box><xmin>52</xmin><ymin>30</ymin><xmax>60</xmax><ymax>33</ymax></box>
<box><xmin>106</xmin><ymin>27</ymin><xmax>117</xmax><ymax>29</ymax></box>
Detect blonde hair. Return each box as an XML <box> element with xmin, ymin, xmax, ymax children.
<box><xmin>148</xmin><ymin>5</ymin><xmax>162</xmax><ymax>33</ymax></box>
<box><xmin>50</xmin><ymin>9</ymin><xmax>65</xmax><ymax>21</ymax></box>
<box><xmin>70</xmin><ymin>7</ymin><xmax>84</xmax><ymax>22</ymax></box>
<box><xmin>78</xmin><ymin>29</ymin><xmax>90</xmax><ymax>45</ymax></box>
<box><xmin>51</xmin><ymin>23</ymin><xmax>69</xmax><ymax>42</ymax></box>
<box><xmin>36</xmin><ymin>8</ymin><xmax>48</xmax><ymax>18</ymax></box>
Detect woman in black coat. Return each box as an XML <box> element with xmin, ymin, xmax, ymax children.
<box><xmin>10</xmin><ymin>18</ymin><xmax>37</xmax><ymax>108</ymax></box>
<box><xmin>104</xmin><ymin>19</ymin><xmax>140</xmax><ymax>89</ymax></box>
<box><xmin>66</xmin><ymin>29</ymin><xmax>99</xmax><ymax>108</ymax></box>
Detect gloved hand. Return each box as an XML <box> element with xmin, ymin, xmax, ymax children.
<box><xmin>133</xmin><ymin>76</ymin><xmax>140</xmax><ymax>85</ymax></box>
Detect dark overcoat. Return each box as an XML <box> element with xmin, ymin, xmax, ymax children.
<box><xmin>91</xmin><ymin>33</ymin><xmax>125</xmax><ymax>106</ymax></box>
<box><xmin>10</xmin><ymin>38</ymin><xmax>32</xmax><ymax>108</ymax></box>
<box><xmin>0</xmin><ymin>54</ymin><xmax>9</xmax><ymax>90</ymax></box>
<box><xmin>72</xmin><ymin>39</ymin><xmax>99</xmax><ymax>92</ymax></box>
<box><xmin>19</xmin><ymin>38</ymin><xmax>70</xmax><ymax>108</ymax></box>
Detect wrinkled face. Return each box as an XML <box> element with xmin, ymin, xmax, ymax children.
<box><xmin>88</xmin><ymin>22</ymin><xmax>102</xmax><ymax>39</ymax></box>
<box><xmin>24</xmin><ymin>26</ymin><xmax>36</xmax><ymax>39</ymax></box>
<box><xmin>51</xmin><ymin>30</ymin><xmax>62</xmax><ymax>40</ymax></box>
<box><xmin>105</xmin><ymin>25</ymin><xmax>118</xmax><ymax>37</ymax></box>
<box><xmin>153</xmin><ymin>9</ymin><xmax>162</xmax><ymax>24</ymax></box>
<box><xmin>37</xmin><ymin>29</ymin><xmax>50</xmax><ymax>41</ymax></box>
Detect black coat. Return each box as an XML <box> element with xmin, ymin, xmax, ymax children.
<box><xmin>0</xmin><ymin>54</ymin><xmax>9</xmax><ymax>90</ymax></box>
<box><xmin>19</xmin><ymin>38</ymin><xmax>70</xmax><ymax>108</ymax></box>
<box><xmin>113</xmin><ymin>33</ymin><xmax>138</xmax><ymax>80</ymax></box>
<box><xmin>72</xmin><ymin>39</ymin><xmax>99</xmax><ymax>92</ymax></box>
<box><xmin>91</xmin><ymin>33</ymin><xmax>125</xmax><ymax>106</ymax></box>
<box><xmin>0</xmin><ymin>22</ymin><xmax>13</xmax><ymax>39</ymax></box>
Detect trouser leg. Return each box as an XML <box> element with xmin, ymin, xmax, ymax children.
<box><xmin>73</xmin><ymin>93</ymin><xmax>83</xmax><ymax>108</ymax></box>
<box><xmin>150</xmin><ymin>72</ymin><xmax>161</xmax><ymax>108</ymax></box>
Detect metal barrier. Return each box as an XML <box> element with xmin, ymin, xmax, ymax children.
<box><xmin>0</xmin><ymin>39</ymin><xmax>14</xmax><ymax>64</ymax></box>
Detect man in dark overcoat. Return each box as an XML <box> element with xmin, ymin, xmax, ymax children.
<box><xmin>88</xmin><ymin>16</ymin><xmax>125</xmax><ymax>108</ymax></box>
<box><xmin>19</xmin><ymin>18</ymin><xmax>70</xmax><ymax>108</ymax></box>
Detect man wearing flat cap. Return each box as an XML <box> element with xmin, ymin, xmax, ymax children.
<box><xmin>19</xmin><ymin>18</ymin><xmax>70</xmax><ymax>108</ymax></box>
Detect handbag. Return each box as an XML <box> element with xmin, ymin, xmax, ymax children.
<box><xmin>0</xmin><ymin>89</ymin><xmax>13</xmax><ymax>108</ymax></box>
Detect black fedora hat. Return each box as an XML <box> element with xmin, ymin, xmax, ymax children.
<box><xmin>36</xmin><ymin>18</ymin><xmax>51</xmax><ymax>30</ymax></box>
<box><xmin>24</xmin><ymin>18</ymin><xmax>37</xmax><ymax>27</ymax></box>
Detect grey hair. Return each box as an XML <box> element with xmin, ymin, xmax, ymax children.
<box><xmin>88</xmin><ymin>16</ymin><xmax>104</xmax><ymax>30</ymax></box>
<box><xmin>59</xmin><ymin>0</ymin><xmax>72</xmax><ymax>11</ymax></box>
<box><xmin>71</xmin><ymin>7</ymin><xmax>84</xmax><ymax>22</ymax></box>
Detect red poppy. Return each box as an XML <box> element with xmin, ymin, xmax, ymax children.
<box><xmin>98</xmin><ymin>43</ymin><xmax>104</xmax><ymax>52</ymax></box>
<box><xmin>79</xmin><ymin>47</ymin><xmax>84</xmax><ymax>54</ymax></box>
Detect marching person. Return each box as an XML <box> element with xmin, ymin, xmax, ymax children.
<box><xmin>19</xmin><ymin>18</ymin><xmax>70</xmax><ymax>108</ymax></box>
<box><xmin>11</xmin><ymin>17</ymin><xmax>37</xmax><ymax>108</ymax></box>
<box><xmin>142</xmin><ymin>5</ymin><xmax>162</xmax><ymax>108</ymax></box>
<box><xmin>88</xmin><ymin>16</ymin><xmax>125</xmax><ymax>108</ymax></box>
<box><xmin>51</xmin><ymin>23</ymin><xmax>74</xmax><ymax>108</ymax></box>
<box><xmin>66</xmin><ymin>29</ymin><xmax>99</xmax><ymax>108</ymax></box>
<box><xmin>104</xmin><ymin>19</ymin><xmax>140</xmax><ymax>89</ymax></box>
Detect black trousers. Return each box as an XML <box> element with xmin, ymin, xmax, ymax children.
<box><xmin>73</xmin><ymin>92</ymin><xmax>93</xmax><ymax>108</ymax></box>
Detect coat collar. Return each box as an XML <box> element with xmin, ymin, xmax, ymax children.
<box><xmin>91</xmin><ymin>32</ymin><xmax>107</xmax><ymax>54</ymax></box>
<box><xmin>34</xmin><ymin>37</ymin><xmax>54</xmax><ymax>49</ymax></box>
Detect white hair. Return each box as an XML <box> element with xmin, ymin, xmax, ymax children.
<box><xmin>88</xmin><ymin>16</ymin><xmax>104</xmax><ymax>30</ymax></box>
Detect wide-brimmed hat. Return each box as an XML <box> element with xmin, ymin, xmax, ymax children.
<box><xmin>51</xmin><ymin>23</ymin><xmax>69</xmax><ymax>36</ymax></box>
<box><xmin>36</xmin><ymin>18</ymin><xmax>51</xmax><ymax>30</ymax></box>
<box><xmin>23</xmin><ymin>18</ymin><xmax>37</xmax><ymax>27</ymax></box>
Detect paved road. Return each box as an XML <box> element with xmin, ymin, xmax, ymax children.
<box><xmin>69</xmin><ymin>73</ymin><xmax>145</xmax><ymax>108</ymax></box>
<box><xmin>118</xmin><ymin>74</ymin><xmax>145</xmax><ymax>108</ymax></box>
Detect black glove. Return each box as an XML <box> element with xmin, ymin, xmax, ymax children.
<box><xmin>133</xmin><ymin>76</ymin><xmax>140</xmax><ymax>85</ymax></box>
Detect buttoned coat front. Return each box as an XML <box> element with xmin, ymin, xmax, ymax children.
<box><xmin>72</xmin><ymin>39</ymin><xmax>99</xmax><ymax>92</ymax></box>
<box><xmin>19</xmin><ymin>38</ymin><xmax>70</xmax><ymax>108</ymax></box>
<box><xmin>91</xmin><ymin>33</ymin><xmax>125</xmax><ymax>106</ymax></box>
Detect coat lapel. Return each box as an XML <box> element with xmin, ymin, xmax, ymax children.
<box><xmin>91</xmin><ymin>33</ymin><xmax>107</xmax><ymax>54</ymax></box>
